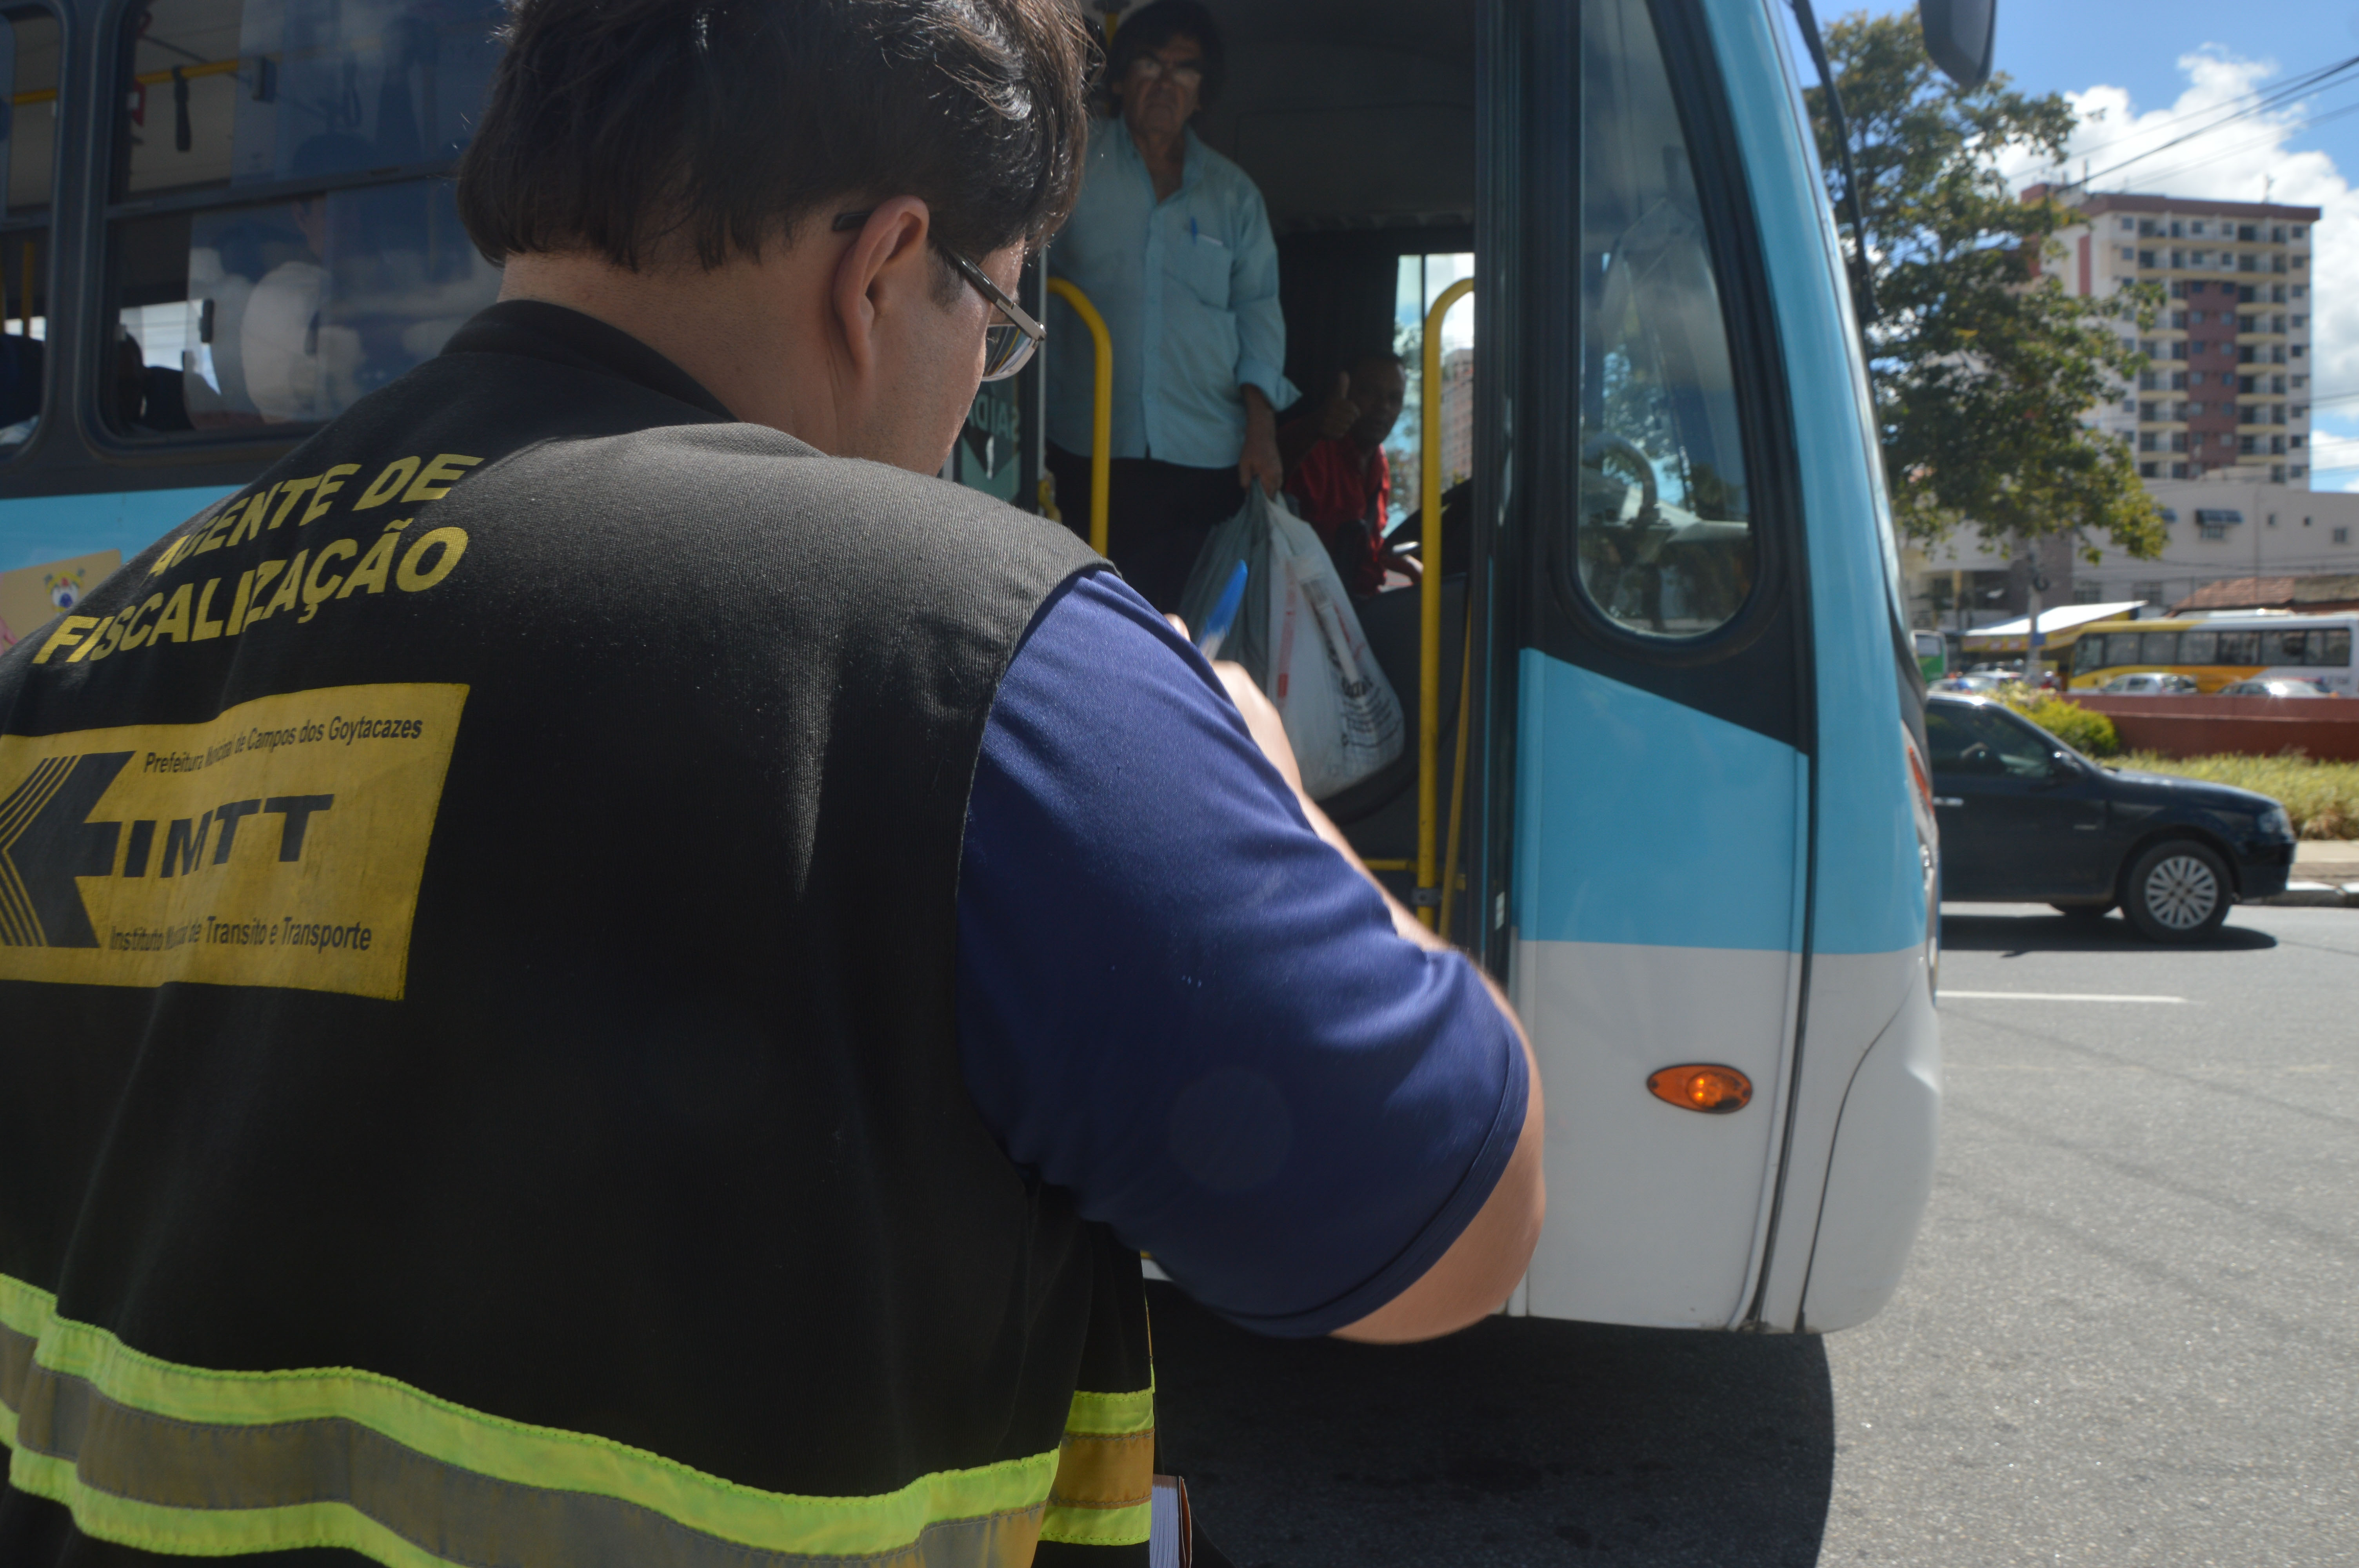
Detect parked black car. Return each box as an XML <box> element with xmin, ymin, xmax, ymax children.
<box><xmin>1925</xmin><ymin>694</ymin><xmax>2295</xmax><ymax>941</ymax></box>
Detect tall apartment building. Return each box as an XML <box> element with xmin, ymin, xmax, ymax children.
<box><xmin>1439</xmin><ymin>347</ymin><xmax>1475</xmax><ymax>490</ymax></box>
<box><xmin>2022</xmin><ymin>186</ymin><xmax>2321</xmax><ymax>488</ymax></box>
<box><xmin>1384</xmin><ymin>347</ymin><xmax>1475</xmax><ymax>522</ymax></box>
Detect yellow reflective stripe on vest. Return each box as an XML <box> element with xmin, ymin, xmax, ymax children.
<box><xmin>1038</xmin><ymin>1381</ymin><xmax>1154</xmax><ymax>1547</ymax></box>
<box><xmin>1062</xmin><ymin>1382</ymin><xmax>1154</xmax><ymax>1437</ymax></box>
<box><xmin>0</xmin><ymin>1274</ymin><xmax>1055</xmax><ymax>1567</ymax></box>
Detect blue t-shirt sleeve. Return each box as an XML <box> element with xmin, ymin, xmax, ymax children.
<box><xmin>956</xmin><ymin>570</ymin><xmax>1527</xmax><ymax>1337</ymax></box>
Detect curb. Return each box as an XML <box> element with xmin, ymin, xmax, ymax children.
<box><xmin>2253</xmin><ymin>882</ymin><xmax>2359</xmax><ymax>909</ymax></box>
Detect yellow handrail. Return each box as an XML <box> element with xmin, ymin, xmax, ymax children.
<box><xmin>1045</xmin><ymin>277</ymin><xmax>1113</xmax><ymax>557</ymax></box>
<box><xmin>1417</xmin><ymin>278</ymin><xmax>1474</xmax><ymax>927</ymax></box>
<box><xmin>12</xmin><ymin>56</ymin><xmax>240</xmax><ymax>107</ymax></box>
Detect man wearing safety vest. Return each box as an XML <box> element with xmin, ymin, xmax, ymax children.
<box><xmin>0</xmin><ymin>2</ymin><xmax>1541</xmax><ymax>1565</ymax></box>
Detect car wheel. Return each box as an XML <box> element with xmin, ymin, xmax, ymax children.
<box><xmin>2121</xmin><ymin>842</ymin><xmax>2231</xmax><ymax>943</ymax></box>
<box><xmin>2052</xmin><ymin>903</ymin><xmax>2112</xmax><ymax>923</ymax></box>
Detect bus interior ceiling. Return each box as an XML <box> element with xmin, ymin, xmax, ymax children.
<box><xmin>1180</xmin><ymin>0</ymin><xmax>1478</xmax><ymax>876</ymax></box>
<box><xmin>1189</xmin><ymin>0</ymin><xmax>1475</xmax><ymax>387</ymax></box>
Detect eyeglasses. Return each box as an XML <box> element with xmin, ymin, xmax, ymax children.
<box><xmin>1126</xmin><ymin>53</ymin><xmax>1205</xmax><ymax>89</ymax></box>
<box><xmin>832</xmin><ymin>211</ymin><xmax>1043</xmax><ymax>381</ymax></box>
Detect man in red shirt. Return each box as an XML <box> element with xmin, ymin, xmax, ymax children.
<box><xmin>1280</xmin><ymin>351</ymin><xmax>1417</xmax><ymax>599</ymax></box>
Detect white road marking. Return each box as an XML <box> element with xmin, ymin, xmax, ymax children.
<box><xmin>1941</xmin><ymin>991</ymin><xmax>2188</xmax><ymax>1004</ymax></box>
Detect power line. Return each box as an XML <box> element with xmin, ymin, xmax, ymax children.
<box><xmin>2075</xmin><ymin>55</ymin><xmax>2359</xmax><ymax>181</ymax></box>
<box><xmin>2122</xmin><ymin>90</ymin><xmax>2359</xmax><ymax>190</ymax></box>
<box><xmin>2068</xmin><ymin>51</ymin><xmax>2359</xmax><ymax>162</ymax></box>
<box><xmin>2068</xmin><ymin>54</ymin><xmax>2359</xmax><ymax>189</ymax></box>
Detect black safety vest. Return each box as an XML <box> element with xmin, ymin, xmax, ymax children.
<box><xmin>0</xmin><ymin>302</ymin><xmax>1154</xmax><ymax>1568</ymax></box>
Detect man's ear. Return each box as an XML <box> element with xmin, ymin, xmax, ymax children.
<box><xmin>831</xmin><ymin>198</ymin><xmax>934</xmax><ymax>377</ymax></box>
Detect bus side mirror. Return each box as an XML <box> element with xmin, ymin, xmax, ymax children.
<box><xmin>1919</xmin><ymin>0</ymin><xmax>1995</xmax><ymax>89</ymax></box>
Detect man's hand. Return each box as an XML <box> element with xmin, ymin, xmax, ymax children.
<box><xmin>1317</xmin><ymin>371</ymin><xmax>1363</xmax><ymax>441</ymax></box>
<box><xmin>1240</xmin><ymin>385</ymin><xmax>1283</xmax><ymax>497</ymax></box>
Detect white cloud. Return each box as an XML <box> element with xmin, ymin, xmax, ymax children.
<box><xmin>2311</xmin><ymin>426</ymin><xmax>2359</xmax><ymax>471</ymax></box>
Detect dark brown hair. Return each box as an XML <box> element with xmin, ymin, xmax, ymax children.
<box><xmin>1103</xmin><ymin>0</ymin><xmax>1226</xmax><ymax>113</ymax></box>
<box><xmin>457</xmin><ymin>0</ymin><xmax>1096</xmax><ymax>270</ymax></box>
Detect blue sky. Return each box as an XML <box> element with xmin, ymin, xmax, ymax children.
<box><xmin>1852</xmin><ymin>0</ymin><xmax>2359</xmax><ymax>484</ymax></box>
<box><xmin>1855</xmin><ymin>0</ymin><xmax>2359</xmax><ymax>181</ymax></box>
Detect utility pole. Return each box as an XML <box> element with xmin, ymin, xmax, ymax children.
<box><xmin>2022</xmin><ymin>549</ymin><xmax>2050</xmax><ymax>687</ymax></box>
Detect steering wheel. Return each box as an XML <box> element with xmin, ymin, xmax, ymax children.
<box><xmin>1579</xmin><ymin>434</ymin><xmax>1659</xmax><ymax>527</ymax></box>
<box><xmin>1958</xmin><ymin>742</ymin><xmax>1994</xmax><ymax>768</ymax></box>
<box><xmin>1556</xmin><ymin>434</ymin><xmax>1668</xmax><ymax>628</ymax></box>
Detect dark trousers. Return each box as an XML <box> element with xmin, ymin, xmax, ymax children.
<box><xmin>1047</xmin><ymin>444</ymin><xmax>1244</xmax><ymax>615</ymax></box>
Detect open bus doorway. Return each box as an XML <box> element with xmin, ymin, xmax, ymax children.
<box><xmin>1028</xmin><ymin>0</ymin><xmax>1485</xmax><ymax>895</ymax></box>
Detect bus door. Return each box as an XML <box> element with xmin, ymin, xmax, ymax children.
<box><xmin>1481</xmin><ymin>0</ymin><xmax>1814</xmax><ymax>1329</ymax></box>
<box><xmin>1014</xmin><ymin>0</ymin><xmax>1939</xmax><ymax>1330</ymax></box>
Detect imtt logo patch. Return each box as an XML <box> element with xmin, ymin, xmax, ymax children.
<box><xmin>0</xmin><ymin>684</ymin><xmax>467</xmax><ymax>1000</ymax></box>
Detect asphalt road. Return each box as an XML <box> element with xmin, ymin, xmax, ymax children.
<box><xmin>1151</xmin><ymin>901</ymin><xmax>2359</xmax><ymax>1567</ymax></box>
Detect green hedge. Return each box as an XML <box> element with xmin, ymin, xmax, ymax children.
<box><xmin>1995</xmin><ymin>690</ymin><xmax>2121</xmax><ymax>758</ymax></box>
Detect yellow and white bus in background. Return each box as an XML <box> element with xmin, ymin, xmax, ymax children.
<box><xmin>2067</xmin><ymin>614</ymin><xmax>2357</xmax><ymax>695</ymax></box>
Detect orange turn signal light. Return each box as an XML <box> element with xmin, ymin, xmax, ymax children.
<box><xmin>1647</xmin><ymin>1064</ymin><xmax>1753</xmax><ymax>1114</ymax></box>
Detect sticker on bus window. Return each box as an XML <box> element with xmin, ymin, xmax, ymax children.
<box><xmin>0</xmin><ymin>684</ymin><xmax>465</xmax><ymax>1000</ymax></box>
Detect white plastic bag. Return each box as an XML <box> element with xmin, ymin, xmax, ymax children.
<box><xmin>1176</xmin><ymin>493</ymin><xmax>1272</xmax><ymax>683</ymax></box>
<box><xmin>1178</xmin><ymin>489</ymin><xmax>1405</xmax><ymax>799</ymax></box>
<box><xmin>1263</xmin><ymin>498</ymin><xmax>1404</xmax><ymax>799</ymax></box>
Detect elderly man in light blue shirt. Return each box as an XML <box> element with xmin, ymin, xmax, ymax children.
<box><xmin>1045</xmin><ymin>0</ymin><xmax>1299</xmax><ymax>612</ymax></box>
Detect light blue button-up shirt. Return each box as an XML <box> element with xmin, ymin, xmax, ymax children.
<box><xmin>1047</xmin><ymin>120</ymin><xmax>1299</xmax><ymax>469</ymax></box>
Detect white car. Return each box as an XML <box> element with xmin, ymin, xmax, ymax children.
<box><xmin>2099</xmin><ymin>672</ymin><xmax>2200</xmax><ymax>695</ymax></box>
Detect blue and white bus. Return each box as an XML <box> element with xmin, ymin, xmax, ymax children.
<box><xmin>0</xmin><ymin>0</ymin><xmax>1965</xmax><ymax>1332</ymax></box>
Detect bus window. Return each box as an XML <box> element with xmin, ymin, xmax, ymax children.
<box><xmin>2138</xmin><ymin>630</ymin><xmax>2179</xmax><ymax>664</ymax></box>
<box><xmin>1390</xmin><ymin>250</ymin><xmax>1476</xmax><ymax>529</ymax></box>
<box><xmin>2105</xmin><ymin>631</ymin><xmax>2144</xmax><ymax>668</ymax></box>
<box><xmin>2179</xmin><ymin>628</ymin><xmax>2217</xmax><ymax>664</ymax></box>
<box><xmin>2318</xmin><ymin>628</ymin><xmax>2353</xmax><ymax>668</ymax></box>
<box><xmin>1</xmin><ymin>5</ymin><xmax>57</xmax><ymax>451</ymax></box>
<box><xmin>1575</xmin><ymin>0</ymin><xmax>1756</xmax><ymax>639</ymax></box>
<box><xmin>2215</xmin><ymin>628</ymin><xmax>2259</xmax><ymax>664</ymax></box>
<box><xmin>104</xmin><ymin>0</ymin><xmax>503</xmax><ymax>437</ymax></box>
<box><xmin>2072</xmin><ymin>637</ymin><xmax>2104</xmax><ymax>676</ymax></box>
<box><xmin>2263</xmin><ymin>628</ymin><xmax>2317</xmax><ymax>666</ymax></box>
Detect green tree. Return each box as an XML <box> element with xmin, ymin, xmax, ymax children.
<box><xmin>1807</xmin><ymin>11</ymin><xmax>2165</xmax><ymax>562</ymax></box>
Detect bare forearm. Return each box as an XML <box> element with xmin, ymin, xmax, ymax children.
<box><xmin>1239</xmin><ymin>386</ymin><xmax>1282</xmax><ymax>495</ymax></box>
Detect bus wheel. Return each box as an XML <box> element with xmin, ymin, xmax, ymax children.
<box><xmin>2052</xmin><ymin>903</ymin><xmax>2112</xmax><ymax>924</ymax></box>
<box><xmin>2122</xmin><ymin>842</ymin><xmax>2230</xmax><ymax>943</ymax></box>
